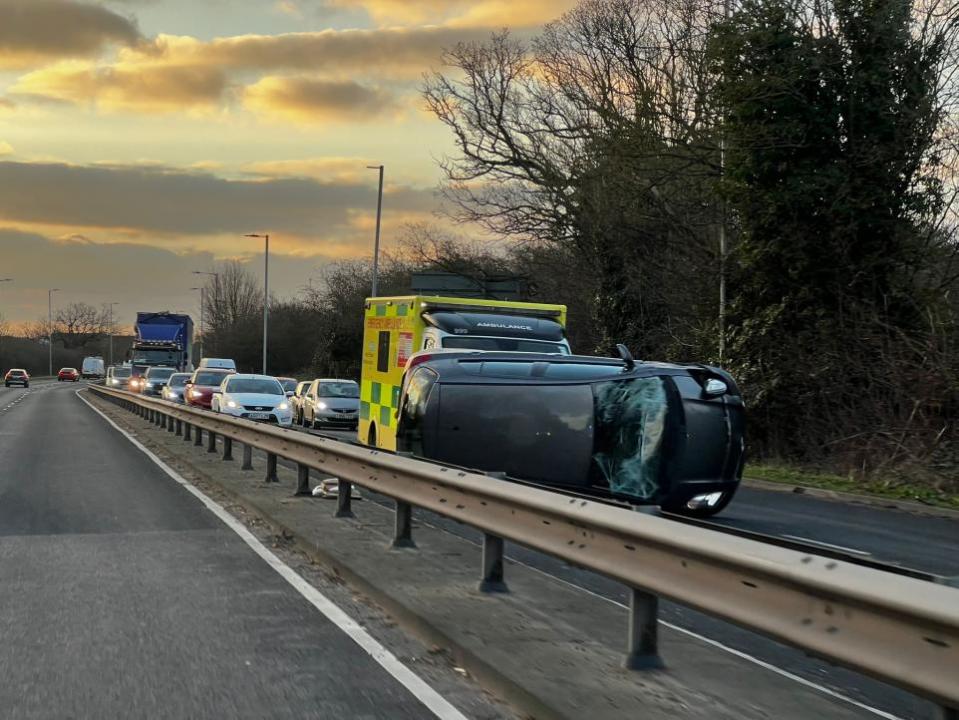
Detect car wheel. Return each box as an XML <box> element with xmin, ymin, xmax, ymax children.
<box><xmin>660</xmin><ymin>487</ymin><xmax>738</xmax><ymax>518</ymax></box>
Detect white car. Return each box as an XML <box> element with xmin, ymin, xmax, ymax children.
<box><xmin>211</xmin><ymin>374</ymin><xmax>293</xmax><ymax>427</ymax></box>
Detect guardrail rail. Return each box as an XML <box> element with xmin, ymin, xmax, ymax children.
<box><xmin>89</xmin><ymin>385</ymin><xmax>959</xmax><ymax>716</ymax></box>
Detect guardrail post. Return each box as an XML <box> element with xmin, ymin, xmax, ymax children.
<box><xmin>175</xmin><ymin>419</ymin><xmax>182</xmax><ymax>436</ymax></box>
<box><xmin>206</xmin><ymin>429</ymin><xmax>217</xmax><ymax>453</ymax></box>
<box><xmin>241</xmin><ymin>444</ymin><xmax>253</xmax><ymax>470</ymax></box>
<box><xmin>264</xmin><ymin>453</ymin><xmax>278</xmax><ymax>483</ymax></box>
<box><xmin>335</xmin><ymin>481</ymin><xmax>354</xmax><ymax>518</ymax></box>
<box><xmin>160</xmin><ymin>413</ymin><xmax>167</xmax><ymax>430</ymax></box>
<box><xmin>222</xmin><ymin>436</ymin><xmax>233</xmax><ymax>461</ymax></box>
<box><xmin>183</xmin><ymin>422</ymin><xmax>192</xmax><ymax>441</ymax></box>
<box><xmin>478</xmin><ymin>533</ymin><xmax>508</xmax><ymax>593</ymax></box>
<box><xmin>295</xmin><ymin>464</ymin><xmax>310</xmax><ymax>495</ymax></box>
<box><xmin>167</xmin><ymin>415</ymin><xmax>175</xmax><ymax>433</ymax></box>
<box><xmin>392</xmin><ymin>501</ymin><xmax>415</xmax><ymax>548</ymax></box>
<box><xmin>623</xmin><ymin>587</ymin><xmax>663</xmax><ymax>670</ymax></box>
<box><xmin>194</xmin><ymin>426</ymin><xmax>203</xmax><ymax>446</ymax></box>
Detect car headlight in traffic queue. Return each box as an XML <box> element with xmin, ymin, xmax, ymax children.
<box><xmin>226</xmin><ymin>400</ymin><xmax>238</xmax><ymax>408</ymax></box>
<box><xmin>278</xmin><ymin>402</ymin><xmax>289</xmax><ymax>411</ymax></box>
<box><xmin>317</xmin><ymin>401</ymin><xmax>327</xmax><ymax>410</ymax></box>
<box><xmin>191</xmin><ymin>389</ymin><xmax>203</xmax><ymax>398</ymax></box>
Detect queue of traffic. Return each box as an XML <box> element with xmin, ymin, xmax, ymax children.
<box><xmin>90</xmin><ymin>294</ymin><xmax>746</xmax><ymax>518</ymax></box>
<box><xmin>105</xmin><ymin>357</ymin><xmax>359</xmax><ymax>432</ymax></box>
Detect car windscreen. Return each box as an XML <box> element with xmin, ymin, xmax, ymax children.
<box><xmin>132</xmin><ymin>349</ymin><xmax>179</xmax><ymax>365</ymax></box>
<box><xmin>193</xmin><ymin>371</ymin><xmax>229</xmax><ymax>386</ymax></box>
<box><xmin>146</xmin><ymin>369</ymin><xmax>175</xmax><ymax>380</ymax></box>
<box><xmin>441</xmin><ymin>337</ymin><xmax>569</xmax><ymax>354</ymax></box>
<box><xmin>278</xmin><ymin>379</ymin><xmax>297</xmax><ymax>392</ymax></box>
<box><xmin>112</xmin><ymin>367</ymin><xmax>132</xmax><ymax>378</ymax></box>
<box><xmin>226</xmin><ymin>379</ymin><xmax>283</xmax><ymax>395</ymax></box>
<box><xmin>318</xmin><ymin>382</ymin><xmax>359</xmax><ymax>398</ymax></box>
<box><xmin>168</xmin><ymin>374</ymin><xmax>190</xmax><ymax>387</ymax></box>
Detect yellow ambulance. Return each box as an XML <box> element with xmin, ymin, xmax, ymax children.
<box><xmin>359</xmin><ymin>295</ymin><xmax>569</xmax><ymax>449</ymax></box>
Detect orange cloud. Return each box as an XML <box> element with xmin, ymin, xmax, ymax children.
<box><xmin>12</xmin><ymin>60</ymin><xmax>229</xmax><ymax>114</ymax></box>
<box><xmin>0</xmin><ymin>0</ymin><xmax>141</xmax><ymax>69</ymax></box>
<box><xmin>329</xmin><ymin>0</ymin><xmax>574</xmax><ymax>26</ymax></box>
<box><xmin>243</xmin><ymin>76</ymin><xmax>399</xmax><ymax>124</ymax></box>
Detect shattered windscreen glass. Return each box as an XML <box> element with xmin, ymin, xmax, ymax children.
<box><xmin>591</xmin><ymin>377</ymin><xmax>669</xmax><ymax>500</ymax></box>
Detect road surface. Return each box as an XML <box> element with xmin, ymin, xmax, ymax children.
<box><xmin>0</xmin><ymin>382</ymin><xmax>479</xmax><ymax>719</ymax></box>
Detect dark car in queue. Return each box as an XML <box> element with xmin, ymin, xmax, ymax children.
<box><xmin>394</xmin><ymin>351</ymin><xmax>745</xmax><ymax>517</ymax></box>
<box><xmin>185</xmin><ymin>368</ymin><xmax>234</xmax><ymax>409</ymax></box>
<box><xmin>302</xmin><ymin>379</ymin><xmax>360</xmax><ymax>430</ymax></box>
<box><xmin>162</xmin><ymin>372</ymin><xmax>191</xmax><ymax>403</ymax></box>
<box><xmin>4</xmin><ymin>369</ymin><xmax>29</xmax><ymax>387</ymax></box>
<box><xmin>141</xmin><ymin>366</ymin><xmax>177</xmax><ymax>396</ymax></box>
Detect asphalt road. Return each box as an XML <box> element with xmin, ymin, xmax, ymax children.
<box><xmin>0</xmin><ymin>383</ymin><xmax>459</xmax><ymax>719</ymax></box>
<box><xmin>292</xmin><ymin>426</ymin><xmax>957</xmax><ymax>720</ymax></box>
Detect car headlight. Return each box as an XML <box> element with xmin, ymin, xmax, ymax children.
<box><xmin>226</xmin><ymin>400</ymin><xmax>237</xmax><ymax>408</ymax></box>
<box><xmin>317</xmin><ymin>401</ymin><xmax>327</xmax><ymax>410</ymax></box>
<box><xmin>278</xmin><ymin>402</ymin><xmax>289</xmax><ymax>411</ymax></box>
<box><xmin>191</xmin><ymin>389</ymin><xmax>203</xmax><ymax>398</ymax></box>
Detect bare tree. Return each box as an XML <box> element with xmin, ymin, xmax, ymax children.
<box><xmin>55</xmin><ymin>302</ymin><xmax>109</xmax><ymax>349</ymax></box>
<box><xmin>423</xmin><ymin>0</ymin><xmax>724</xmax><ymax>356</ymax></box>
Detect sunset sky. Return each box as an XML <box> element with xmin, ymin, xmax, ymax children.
<box><xmin>0</xmin><ymin>0</ymin><xmax>574</xmax><ymax>326</ymax></box>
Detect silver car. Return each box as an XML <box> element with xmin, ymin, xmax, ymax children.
<box><xmin>302</xmin><ymin>379</ymin><xmax>359</xmax><ymax>429</ymax></box>
<box><xmin>161</xmin><ymin>372</ymin><xmax>192</xmax><ymax>404</ymax></box>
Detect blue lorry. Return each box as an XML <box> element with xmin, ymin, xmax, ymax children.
<box><xmin>129</xmin><ymin>312</ymin><xmax>195</xmax><ymax>380</ymax></box>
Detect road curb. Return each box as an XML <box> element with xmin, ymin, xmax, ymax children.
<box><xmin>742</xmin><ymin>477</ymin><xmax>959</xmax><ymax>520</ymax></box>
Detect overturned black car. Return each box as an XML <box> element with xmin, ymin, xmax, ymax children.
<box><xmin>396</xmin><ymin>350</ymin><xmax>745</xmax><ymax>517</ymax></box>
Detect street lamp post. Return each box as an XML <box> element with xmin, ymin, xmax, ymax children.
<box><xmin>190</xmin><ymin>286</ymin><xmax>205</xmax><ymax>360</ymax></box>
<box><xmin>367</xmin><ymin>165</ymin><xmax>384</xmax><ymax>297</ymax></box>
<box><xmin>244</xmin><ymin>234</ymin><xmax>270</xmax><ymax>374</ymax></box>
<box><xmin>0</xmin><ymin>279</ymin><xmax>13</xmax><ymax>366</ymax></box>
<box><xmin>48</xmin><ymin>288</ymin><xmax>60</xmax><ymax>376</ymax></box>
<box><xmin>192</xmin><ymin>270</ymin><xmax>219</xmax><ymax>360</ymax></box>
<box><xmin>106</xmin><ymin>302</ymin><xmax>119</xmax><ymax>367</ymax></box>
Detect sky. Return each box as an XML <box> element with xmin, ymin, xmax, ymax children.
<box><xmin>0</xmin><ymin>0</ymin><xmax>575</xmax><ymax>328</ymax></box>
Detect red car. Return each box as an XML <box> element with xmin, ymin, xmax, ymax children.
<box><xmin>58</xmin><ymin>367</ymin><xmax>80</xmax><ymax>382</ymax></box>
<box><xmin>184</xmin><ymin>368</ymin><xmax>234</xmax><ymax>409</ymax></box>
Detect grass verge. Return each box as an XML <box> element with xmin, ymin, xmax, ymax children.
<box><xmin>745</xmin><ymin>462</ymin><xmax>959</xmax><ymax>511</ymax></box>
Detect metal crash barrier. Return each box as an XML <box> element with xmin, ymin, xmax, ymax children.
<box><xmin>89</xmin><ymin>385</ymin><xmax>959</xmax><ymax>715</ymax></box>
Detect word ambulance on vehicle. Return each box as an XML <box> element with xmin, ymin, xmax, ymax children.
<box><xmin>359</xmin><ymin>295</ymin><xmax>569</xmax><ymax>450</ymax></box>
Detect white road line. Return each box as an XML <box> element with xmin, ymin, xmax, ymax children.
<box><xmin>782</xmin><ymin>535</ymin><xmax>873</xmax><ymax>556</ymax></box>
<box><xmin>75</xmin><ymin>390</ymin><xmax>470</xmax><ymax>720</ymax></box>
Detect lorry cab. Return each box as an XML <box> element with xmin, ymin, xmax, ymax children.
<box><xmin>359</xmin><ymin>295</ymin><xmax>570</xmax><ymax>450</ymax></box>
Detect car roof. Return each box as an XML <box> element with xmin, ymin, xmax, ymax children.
<box><xmin>315</xmin><ymin>378</ymin><xmax>357</xmax><ymax>384</ymax></box>
<box><xmin>8</xmin><ymin>368</ymin><xmax>27</xmax><ymax>373</ymax></box>
<box><xmin>226</xmin><ymin>373</ymin><xmax>280</xmax><ymax>381</ymax></box>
